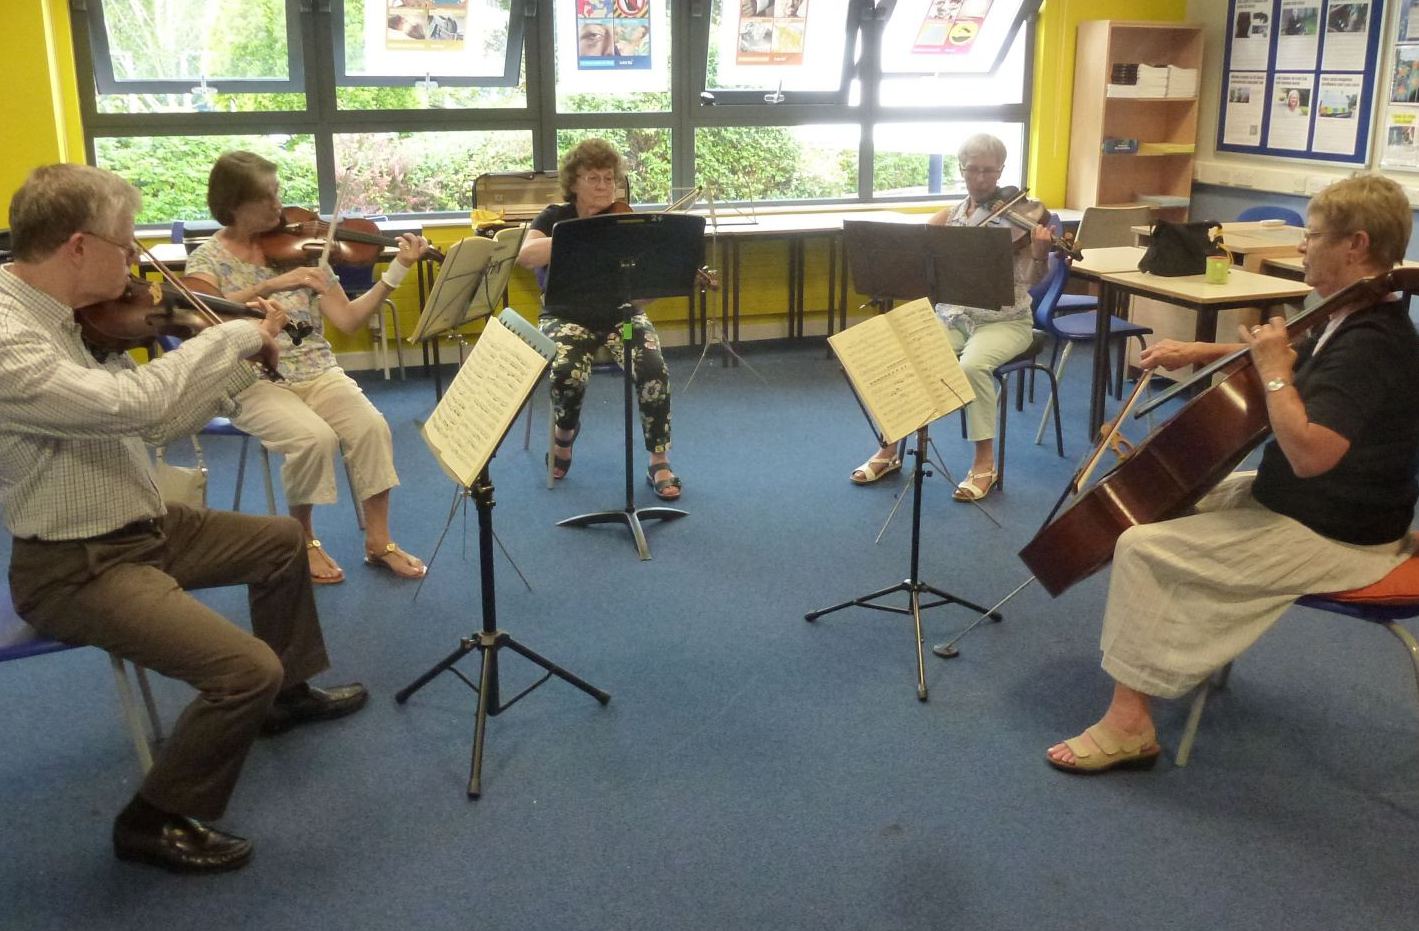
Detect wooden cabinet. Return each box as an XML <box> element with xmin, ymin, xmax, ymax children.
<box><xmin>1066</xmin><ymin>20</ymin><xmax>1203</xmax><ymax>220</ymax></box>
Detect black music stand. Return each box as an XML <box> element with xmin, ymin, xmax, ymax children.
<box><xmin>544</xmin><ymin>212</ymin><xmax>705</xmax><ymax>560</ymax></box>
<box><xmin>806</xmin><ymin>222</ymin><xmax>1013</xmax><ymax>701</ymax></box>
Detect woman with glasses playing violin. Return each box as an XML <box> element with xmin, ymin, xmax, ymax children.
<box><xmin>183</xmin><ymin>150</ymin><xmax>428</xmax><ymax>583</ymax></box>
<box><xmin>850</xmin><ymin>133</ymin><xmax>1053</xmax><ymax>502</ymax></box>
<box><xmin>516</xmin><ymin>137</ymin><xmax>682</xmax><ymax>500</ymax></box>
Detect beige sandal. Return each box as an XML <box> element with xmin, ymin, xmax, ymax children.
<box><xmin>306</xmin><ymin>539</ymin><xmax>345</xmax><ymax>585</ymax></box>
<box><xmin>1046</xmin><ymin>722</ymin><xmax>1161</xmax><ymax>774</ymax></box>
<box><xmin>952</xmin><ymin>469</ymin><xmax>998</xmax><ymax>502</ymax></box>
<box><xmin>851</xmin><ymin>453</ymin><xmax>902</xmax><ymax>485</ymax></box>
<box><xmin>364</xmin><ymin>542</ymin><xmax>427</xmax><ymax>579</ymax></box>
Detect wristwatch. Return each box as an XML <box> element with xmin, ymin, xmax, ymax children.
<box><xmin>1264</xmin><ymin>377</ymin><xmax>1289</xmax><ymax>393</ymax></box>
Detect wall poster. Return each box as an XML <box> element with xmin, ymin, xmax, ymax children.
<box><xmin>1218</xmin><ymin>0</ymin><xmax>1383</xmax><ymax>164</ymax></box>
<box><xmin>1381</xmin><ymin>0</ymin><xmax>1419</xmax><ymax>166</ymax></box>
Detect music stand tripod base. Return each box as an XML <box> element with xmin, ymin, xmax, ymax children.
<box><xmin>396</xmin><ymin>474</ymin><xmax>610</xmax><ymax>798</ymax></box>
<box><xmin>558</xmin><ymin>503</ymin><xmax>687</xmax><ymax>561</ymax></box>
<box><xmin>804</xmin><ymin>427</ymin><xmax>1002</xmax><ymax>701</ymax></box>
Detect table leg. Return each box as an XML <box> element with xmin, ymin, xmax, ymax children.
<box><xmin>1089</xmin><ymin>284</ymin><xmax>1116</xmax><ymax>438</ymax></box>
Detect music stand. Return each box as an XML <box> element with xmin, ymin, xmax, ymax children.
<box><xmin>408</xmin><ymin>231</ymin><xmax>522</xmax><ymax>401</ymax></box>
<box><xmin>806</xmin><ymin>222</ymin><xmax>1012</xmax><ymax>701</ymax></box>
<box><xmin>397</xmin><ymin>312</ymin><xmax>609</xmax><ymax>798</ymax></box>
<box><xmin>543</xmin><ymin>212</ymin><xmax>705</xmax><ymax>560</ymax></box>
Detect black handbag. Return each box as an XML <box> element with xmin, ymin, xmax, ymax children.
<box><xmin>1137</xmin><ymin>220</ymin><xmax>1223</xmax><ymax>276</ymax></box>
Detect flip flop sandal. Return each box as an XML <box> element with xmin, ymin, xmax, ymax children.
<box><xmin>546</xmin><ymin>422</ymin><xmax>581</xmax><ymax>480</ymax></box>
<box><xmin>1047</xmin><ymin>722</ymin><xmax>1161</xmax><ymax>774</ymax></box>
<box><xmin>851</xmin><ymin>453</ymin><xmax>902</xmax><ymax>485</ymax></box>
<box><xmin>305</xmin><ymin>539</ymin><xmax>345</xmax><ymax>585</ymax></box>
<box><xmin>364</xmin><ymin>542</ymin><xmax>428</xmax><ymax>579</ymax></box>
<box><xmin>646</xmin><ymin>463</ymin><xmax>682</xmax><ymax>500</ymax></box>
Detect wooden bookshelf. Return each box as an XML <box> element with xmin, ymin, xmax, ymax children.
<box><xmin>1066</xmin><ymin>21</ymin><xmax>1204</xmax><ymax>220</ymax></box>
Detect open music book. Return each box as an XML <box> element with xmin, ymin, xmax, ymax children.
<box><xmin>828</xmin><ymin>298</ymin><xmax>975</xmax><ymax>446</ymax></box>
<box><xmin>420</xmin><ymin>308</ymin><xmax>555</xmax><ymax>488</ymax></box>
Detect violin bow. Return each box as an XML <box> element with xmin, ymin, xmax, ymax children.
<box><xmin>133</xmin><ymin>240</ymin><xmax>225</xmax><ymax>329</ymax></box>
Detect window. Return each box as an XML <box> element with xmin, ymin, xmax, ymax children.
<box><xmin>74</xmin><ymin>0</ymin><xmax>1037</xmax><ymax>222</ymax></box>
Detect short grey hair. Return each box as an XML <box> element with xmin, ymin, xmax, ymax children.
<box><xmin>9</xmin><ymin>164</ymin><xmax>141</xmax><ymax>262</ymax></box>
<box><xmin>957</xmin><ymin>133</ymin><xmax>1007</xmax><ymax>167</ymax></box>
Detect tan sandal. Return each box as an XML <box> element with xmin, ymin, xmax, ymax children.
<box><xmin>851</xmin><ymin>452</ymin><xmax>902</xmax><ymax>485</ymax></box>
<box><xmin>952</xmin><ymin>469</ymin><xmax>997</xmax><ymax>502</ymax></box>
<box><xmin>1046</xmin><ymin>722</ymin><xmax>1161</xmax><ymax>774</ymax></box>
<box><xmin>306</xmin><ymin>539</ymin><xmax>345</xmax><ymax>585</ymax></box>
<box><xmin>364</xmin><ymin>542</ymin><xmax>427</xmax><ymax>579</ymax></box>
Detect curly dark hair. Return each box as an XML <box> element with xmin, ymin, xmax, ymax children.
<box><xmin>557</xmin><ymin>138</ymin><xmax>624</xmax><ymax>203</ymax></box>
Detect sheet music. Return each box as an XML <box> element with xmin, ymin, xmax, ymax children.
<box><xmin>420</xmin><ymin>316</ymin><xmax>548</xmax><ymax>487</ymax></box>
<box><xmin>828</xmin><ymin>299</ymin><xmax>974</xmax><ymax>446</ymax></box>
<box><xmin>407</xmin><ymin>236</ymin><xmax>495</xmax><ymax>344</ymax></box>
<box><xmin>467</xmin><ymin>225</ymin><xmax>527</xmax><ymax>320</ymax></box>
<box><xmin>891</xmin><ymin>299</ymin><xmax>975</xmax><ymax>416</ymax></box>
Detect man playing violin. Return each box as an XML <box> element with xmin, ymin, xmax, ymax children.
<box><xmin>850</xmin><ymin>133</ymin><xmax>1053</xmax><ymax>502</ymax></box>
<box><xmin>1047</xmin><ymin>174</ymin><xmax>1419</xmax><ymax>774</ymax></box>
<box><xmin>0</xmin><ymin>163</ymin><xmax>368</xmax><ymax>872</ymax></box>
<box><xmin>184</xmin><ymin>150</ymin><xmax>428</xmax><ymax>583</ymax></box>
<box><xmin>516</xmin><ymin>137</ymin><xmax>683</xmax><ymax>500</ymax></box>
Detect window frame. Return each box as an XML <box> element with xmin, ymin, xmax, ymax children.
<box><xmin>329</xmin><ymin>0</ymin><xmax>528</xmax><ymax>89</ymax></box>
<box><xmin>71</xmin><ymin>0</ymin><xmax>1037</xmax><ymax>223</ymax></box>
<box><xmin>83</xmin><ymin>0</ymin><xmax>307</xmax><ymax>96</ymax></box>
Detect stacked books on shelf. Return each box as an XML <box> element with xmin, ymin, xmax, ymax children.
<box><xmin>1166</xmin><ymin>65</ymin><xmax>1198</xmax><ymax>98</ymax></box>
<box><xmin>1106</xmin><ymin>63</ymin><xmax>1169</xmax><ymax>97</ymax></box>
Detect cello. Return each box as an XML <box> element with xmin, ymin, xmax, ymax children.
<box><xmin>1019</xmin><ymin>266</ymin><xmax>1419</xmax><ymax>597</ymax></box>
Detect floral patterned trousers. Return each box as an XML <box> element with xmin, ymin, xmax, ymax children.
<box><xmin>539</xmin><ymin>313</ymin><xmax>672</xmax><ymax>453</ymax></box>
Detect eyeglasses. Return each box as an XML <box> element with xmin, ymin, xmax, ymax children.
<box><xmin>1300</xmin><ymin>228</ymin><xmax>1349</xmax><ymax>243</ymax></box>
<box><xmin>576</xmin><ymin>172</ymin><xmax>617</xmax><ymax>188</ymax></box>
<box><xmin>960</xmin><ymin>166</ymin><xmax>1002</xmax><ymax>178</ymax></box>
<box><xmin>82</xmin><ymin>229</ymin><xmax>139</xmax><ymax>260</ymax></box>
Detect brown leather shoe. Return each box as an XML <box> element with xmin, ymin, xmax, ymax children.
<box><xmin>261</xmin><ymin>682</ymin><xmax>369</xmax><ymax>736</ymax></box>
<box><xmin>113</xmin><ymin>815</ymin><xmax>252</xmax><ymax>874</ymax></box>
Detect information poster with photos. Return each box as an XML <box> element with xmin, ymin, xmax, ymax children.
<box><xmin>879</xmin><ymin>0</ymin><xmax>1039</xmax><ymax>74</ymax></box>
<box><xmin>575</xmin><ymin>0</ymin><xmax>653</xmax><ymax>71</ymax></box>
<box><xmin>1380</xmin><ymin>0</ymin><xmax>1419</xmax><ymax>166</ymax></box>
<box><xmin>735</xmin><ymin>0</ymin><xmax>810</xmax><ymax>66</ymax></box>
<box><xmin>386</xmin><ymin>0</ymin><xmax>468</xmax><ymax>49</ymax></box>
<box><xmin>911</xmin><ymin>0</ymin><xmax>994</xmax><ymax>56</ymax></box>
<box><xmin>1217</xmin><ymin>0</ymin><xmax>1382</xmax><ymax>164</ymax></box>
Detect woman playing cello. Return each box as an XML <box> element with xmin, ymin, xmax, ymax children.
<box><xmin>1047</xmin><ymin>174</ymin><xmax>1419</xmax><ymax>774</ymax></box>
<box><xmin>515</xmin><ymin>137</ymin><xmax>683</xmax><ymax>500</ymax></box>
<box><xmin>848</xmin><ymin>132</ymin><xmax>1053</xmax><ymax>502</ymax></box>
<box><xmin>183</xmin><ymin>150</ymin><xmax>428</xmax><ymax>583</ymax></box>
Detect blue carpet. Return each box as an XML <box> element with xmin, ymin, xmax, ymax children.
<box><xmin>3</xmin><ymin>339</ymin><xmax>1418</xmax><ymax>931</ymax></box>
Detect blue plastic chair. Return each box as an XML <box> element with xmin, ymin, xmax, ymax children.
<box><xmin>1</xmin><ymin>586</ymin><xmax>163</xmax><ymax>773</ymax></box>
<box><xmin>1235</xmin><ymin>205</ymin><xmax>1304</xmax><ymax>226</ymax></box>
<box><xmin>1175</xmin><ymin>555</ymin><xmax>1419</xmax><ymax>766</ymax></box>
<box><xmin>1032</xmin><ymin>252</ymin><xmax>1153</xmax><ymax>445</ymax></box>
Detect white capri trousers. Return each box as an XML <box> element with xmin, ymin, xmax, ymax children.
<box><xmin>943</xmin><ymin>314</ymin><xmax>1034</xmax><ymax>442</ymax></box>
<box><xmin>230</xmin><ymin>368</ymin><xmax>399</xmax><ymax>507</ymax></box>
<box><xmin>1101</xmin><ymin>472</ymin><xmax>1411</xmax><ymax>699</ymax></box>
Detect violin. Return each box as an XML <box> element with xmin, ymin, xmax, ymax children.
<box><xmin>75</xmin><ymin>275</ymin><xmax>301</xmax><ymax>376</ymax></box>
<box><xmin>970</xmin><ymin>186</ymin><xmax>1082</xmax><ymax>261</ymax></box>
<box><xmin>258</xmin><ymin>206</ymin><xmax>445</xmax><ymax>268</ymax></box>
<box><xmin>1018</xmin><ymin>266</ymin><xmax>1419</xmax><ymax>597</ymax></box>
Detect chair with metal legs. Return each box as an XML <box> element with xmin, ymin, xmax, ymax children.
<box><xmin>1</xmin><ymin>587</ymin><xmax>164</xmax><ymax>774</ymax></box>
<box><xmin>1175</xmin><ymin>554</ymin><xmax>1419</xmax><ymax>766</ymax></box>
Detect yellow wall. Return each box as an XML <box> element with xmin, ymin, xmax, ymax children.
<box><xmin>1029</xmin><ymin>0</ymin><xmax>1189</xmax><ymax>208</ymax></box>
<box><xmin>0</xmin><ymin>1</ymin><xmax>84</xmax><ymax>221</ymax></box>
